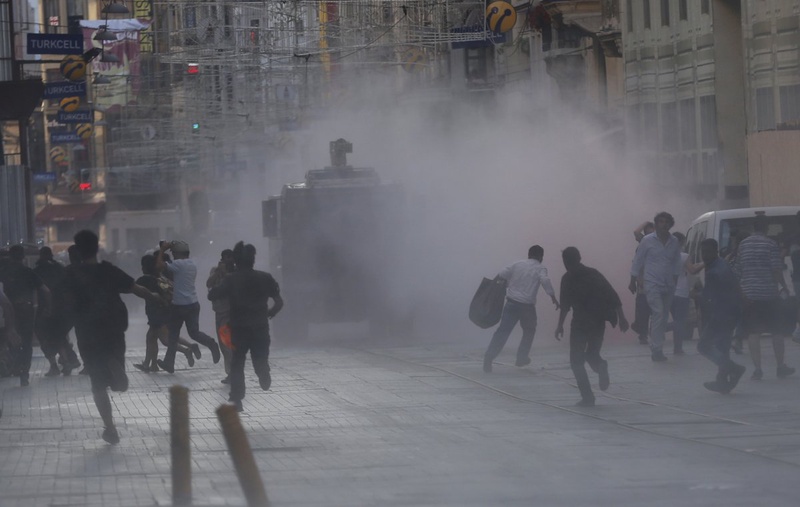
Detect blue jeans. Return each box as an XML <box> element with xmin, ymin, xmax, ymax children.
<box><xmin>698</xmin><ymin>316</ymin><xmax>736</xmax><ymax>372</ymax></box>
<box><xmin>645</xmin><ymin>285</ymin><xmax>674</xmax><ymax>353</ymax></box>
<box><xmin>163</xmin><ymin>302</ymin><xmax>217</xmax><ymax>367</ymax></box>
<box><xmin>484</xmin><ymin>299</ymin><xmax>537</xmax><ymax>364</ymax></box>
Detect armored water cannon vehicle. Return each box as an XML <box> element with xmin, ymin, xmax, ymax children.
<box><xmin>262</xmin><ymin>139</ymin><xmax>408</xmax><ymax>340</ymax></box>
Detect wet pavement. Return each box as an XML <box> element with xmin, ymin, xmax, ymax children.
<box><xmin>2</xmin><ymin>320</ymin><xmax>800</xmax><ymax>506</ymax></box>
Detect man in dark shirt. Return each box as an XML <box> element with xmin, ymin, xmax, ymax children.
<box><xmin>208</xmin><ymin>241</ymin><xmax>283</xmax><ymax>412</ymax></box>
<box><xmin>556</xmin><ymin>247</ymin><xmax>629</xmax><ymax>407</ymax></box>
<box><xmin>61</xmin><ymin>230</ymin><xmax>161</xmax><ymax>444</ymax></box>
<box><xmin>34</xmin><ymin>247</ymin><xmax>81</xmax><ymax>376</ymax></box>
<box><xmin>698</xmin><ymin>239</ymin><xmax>747</xmax><ymax>394</ymax></box>
<box><xmin>0</xmin><ymin>245</ymin><xmax>51</xmax><ymax>386</ymax></box>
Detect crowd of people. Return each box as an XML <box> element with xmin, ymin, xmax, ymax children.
<box><xmin>1</xmin><ymin>210</ymin><xmax>798</xmax><ymax>442</ymax></box>
<box><xmin>0</xmin><ymin>231</ymin><xmax>283</xmax><ymax>443</ymax></box>
<box><xmin>483</xmin><ymin>211</ymin><xmax>799</xmax><ymax>406</ymax></box>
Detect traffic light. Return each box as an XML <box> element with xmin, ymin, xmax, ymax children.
<box><xmin>79</xmin><ymin>168</ymin><xmax>92</xmax><ymax>191</ymax></box>
<box><xmin>192</xmin><ymin>122</ymin><xmax>200</xmax><ymax>134</ymax></box>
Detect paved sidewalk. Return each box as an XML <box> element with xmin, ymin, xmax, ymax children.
<box><xmin>2</xmin><ymin>325</ymin><xmax>800</xmax><ymax>506</ymax></box>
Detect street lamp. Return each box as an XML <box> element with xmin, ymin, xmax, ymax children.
<box><xmin>101</xmin><ymin>2</ymin><xmax>131</xmax><ymax>15</ymax></box>
<box><xmin>93</xmin><ymin>74</ymin><xmax>112</xmax><ymax>85</ymax></box>
<box><xmin>100</xmin><ymin>52</ymin><xmax>120</xmax><ymax>63</ymax></box>
<box><xmin>94</xmin><ymin>26</ymin><xmax>117</xmax><ymax>42</ymax></box>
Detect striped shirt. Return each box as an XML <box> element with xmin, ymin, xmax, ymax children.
<box><xmin>733</xmin><ymin>232</ymin><xmax>783</xmax><ymax>301</ymax></box>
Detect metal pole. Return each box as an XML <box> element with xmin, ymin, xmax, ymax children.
<box><xmin>170</xmin><ymin>385</ymin><xmax>192</xmax><ymax>506</ymax></box>
<box><xmin>216</xmin><ymin>403</ymin><xmax>270</xmax><ymax>506</ymax></box>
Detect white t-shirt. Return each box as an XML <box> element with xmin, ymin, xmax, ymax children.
<box><xmin>165</xmin><ymin>258</ymin><xmax>199</xmax><ymax>305</ymax></box>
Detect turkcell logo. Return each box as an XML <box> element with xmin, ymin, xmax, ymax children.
<box><xmin>27</xmin><ymin>34</ymin><xmax>84</xmax><ymax>55</ymax></box>
<box><xmin>57</xmin><ymin>110</ymin><xmax>93</xmax><ymax>123</ymax></box>
<box><xmin>50</xmin><ymin>132</ymin><xmax>83</xmax><ymax>144</ymax></box>
<box><xmin>43</xmin><ymin>81</ymin><xmax>87</xmax><ymax>99</ymax></box>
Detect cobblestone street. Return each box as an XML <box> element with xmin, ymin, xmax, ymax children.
<box><xmin>2</xmin><ymin>323</ymin><xmax>800</xmax><ymax>506</ymax></box>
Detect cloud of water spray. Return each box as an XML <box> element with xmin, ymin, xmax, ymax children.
<box><xmin>237</xmin><ymin>75</ymin><xmax>710</xmax><ymax>343</ymax></box>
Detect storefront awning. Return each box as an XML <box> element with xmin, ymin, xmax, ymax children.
<box><xmin>36</xmin><ymin>202</ymin><xmax>105</xmax><ymax>223</ymax></box>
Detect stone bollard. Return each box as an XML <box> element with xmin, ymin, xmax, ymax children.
<box><xmin>170</xmin><ymin>385</ymin><xmax>192</xmax><ymax>506</ymax></box>
<box><xmin>216</xmin><ymin>404</ymin><xmax>270</xmax><ymax>506</ymax></box>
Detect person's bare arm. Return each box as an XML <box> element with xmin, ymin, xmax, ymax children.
<box><xmin>155</xmin><ymin>242</ymin><xmax>169</xmax><ymax>273</ymax></box>
<box><xmin>131</xmin><ymin>283</ymin><xmax>163</xmax><ymax>304</ymax></box>
<box><xmin>634</xmin><ymin>222</ymin><xmax>650</xmax><ymax>242</ymax></box>
<box><xmin>268</xmin><ymin>293</ymin><xmax>284</xmax><ymax>318</ymax></box>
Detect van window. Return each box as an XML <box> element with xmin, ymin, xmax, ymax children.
<box><xmin>687</xmin><ymin>221</ymin><xmax>707</xmax><ymax>263</ymax></box>
<box><xmin>719</xmin><ymin>215</ymin><xmax>799</xmax><ymax>257</ymax></box>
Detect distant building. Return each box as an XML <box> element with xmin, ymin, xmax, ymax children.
<box><xmin>741</xmin><ymin>0</ymin><xmax>800</xmax><ymax>206</ymax></box>
<box><xmin>622</xmin><ymin>0</ymin><xmax>800</xmax><ymax>209</ymax></box>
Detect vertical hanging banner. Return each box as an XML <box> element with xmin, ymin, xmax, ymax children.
<box><xmin>80</xmin><ymin>19</ymin><xmax>149</xmax><ymax>111</ymax></box>
<box><xmin>135</xmin><ymin>0</ymin><xmax>154</xmax><ymax>53</ymax></box>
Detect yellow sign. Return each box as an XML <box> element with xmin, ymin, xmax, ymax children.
<box><xmin>486</xmin><ymin>2</ymin><xmax>517</xmax><ymax>34</ymax></box>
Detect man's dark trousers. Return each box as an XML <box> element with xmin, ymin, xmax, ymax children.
<box><xmin>162</xmin><ymin>302</ymin><xmax>216</xmax><ymax>367</ymax></box>
<box><xmin>229</xmin><ymin>325</ymin><xmax>271</xmax><ymax>402</ymax></box>
<box><xmin>11</xmin><ymin>302</ymin><xmax>35</xmax><ymax>380</ymax></box>
<box><xmin>485</xmin><ymin>298</ymin><xmax>537</xmax><ymax>364</ymax></box>
<box><xmin>633</xmin><ymin>292</ymin><xmax>650</xmax><ymax>340</ymax></box>
<box><xmin>698</xmin><ymin>316</ymin><xmax>737</xmax><ymax>378</ymax></box>
<box><xmin>570</xmin><ymin>320</ymin><xmax>607</xmax><ymax>402</ymax></box>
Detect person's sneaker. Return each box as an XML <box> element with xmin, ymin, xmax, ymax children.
<box><xmin>259</xmin><ymin>372</ymin><xmax>271</xmax><ymax>391</ymax></box>
<box><xmin>156</xmin><ymin>359</ymin><xmax>174</xmax><ymax>374</ymax></box>
<box><xmin>102</xmin><ymin>426</ymin><xmax>120</xmax><ymax>445</ymax></box>
<box><xmin>483</xmin><ymin>358</ymin><xmax>492</xmax><ymax>373</ymax></box>
<box><xmin>191</xmin><ymin>344</ymin><xmax>202</xmax><ymax>359</ymax></box>
<box><xmin>777</xmin><ymin>364</ymin><xmax>796</xmax><ymax>379</ymax></box>
<box><xmin>651</xmin><ymin>351</ymin><xmax>668</xmax><ymax>362</ymax></box>
<box><xmin>228</xmin><ymin>399</ymin><xmax>243</xmax><ymax>412</ymax></box>
<box><xmin>210</xmin><ymin>342</ymin><xmax>221</xmax><ymax>364</ymax></box>
<box><xmin>183</xmin><ymin>349</ymin><xmax>195</xmax><ymax>367</ymax></box>
<box><xmin>751</xmin><ymin>368</ymin><xmax>763</xmax><ymax>381</ymax></box>
<box><xmin>703</xmin><ymin>381</ymin><xmax>728</xmax><ymax>394</ymax></box>
<box><xmin>221</xmin><ymin>376</ymin><xmax>230</xmax><ymax>384</ymax></box>
<box><xmin>575</xmin><ymin>398</ymin><xmax>595</xmax><ymax>407</ymax></box>
<box><xmin>598</xmin><ymin>363</ymin><xmax>610</xmax><ymax>392</ymax></box>
<box><xmin>515</xmin><ymin>357</ymin><xmax>531</xmax><ymax>367</ymax></box>
<box><xmin>44</xmin><ymin>364</ymin><xmax>61</xmax><ymax>377</ymax></box>
<box><xmin>727</xmin><ymin>364</ymin><xmax>746</xmax><ymax>392</ymax></box>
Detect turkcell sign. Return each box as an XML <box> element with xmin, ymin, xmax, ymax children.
<box><xmin>43</xmin><ymin>81</ymin><xmax>86</xmax><ymax>99</ymax></box>
<box><xmin>50</xmin><ymin>132</ymin><xmax>83</xmax><ymax>144</ymax></box>
<box><xmin>57</xmin><ymin>110</ymin><xmax>93</xmax><ymax>123</ymax></box>
<box><xmin>27</xmin><ymin>34</ymin><xmax>83</xmax><ymax>55</ymax></box>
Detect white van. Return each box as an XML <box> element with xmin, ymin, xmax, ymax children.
<box><xmin>685</xmin><ymin>206</ymin><xmax>800</xmax><ymax>265</ymax></box>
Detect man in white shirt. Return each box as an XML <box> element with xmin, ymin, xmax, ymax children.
<box><xmin>483</xmin><ymin>245</ymin><xmax>559</xmax><ymax>373</ymax></box>
<box><xmin>156</xmin><ymin>240</ymin><xmax>221</xmax><ymax>373</ymax></box>
<box><xmin>629</xmin><ymin>212</ymin><xmax>683</xmax><ymax>362</ymax></box>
